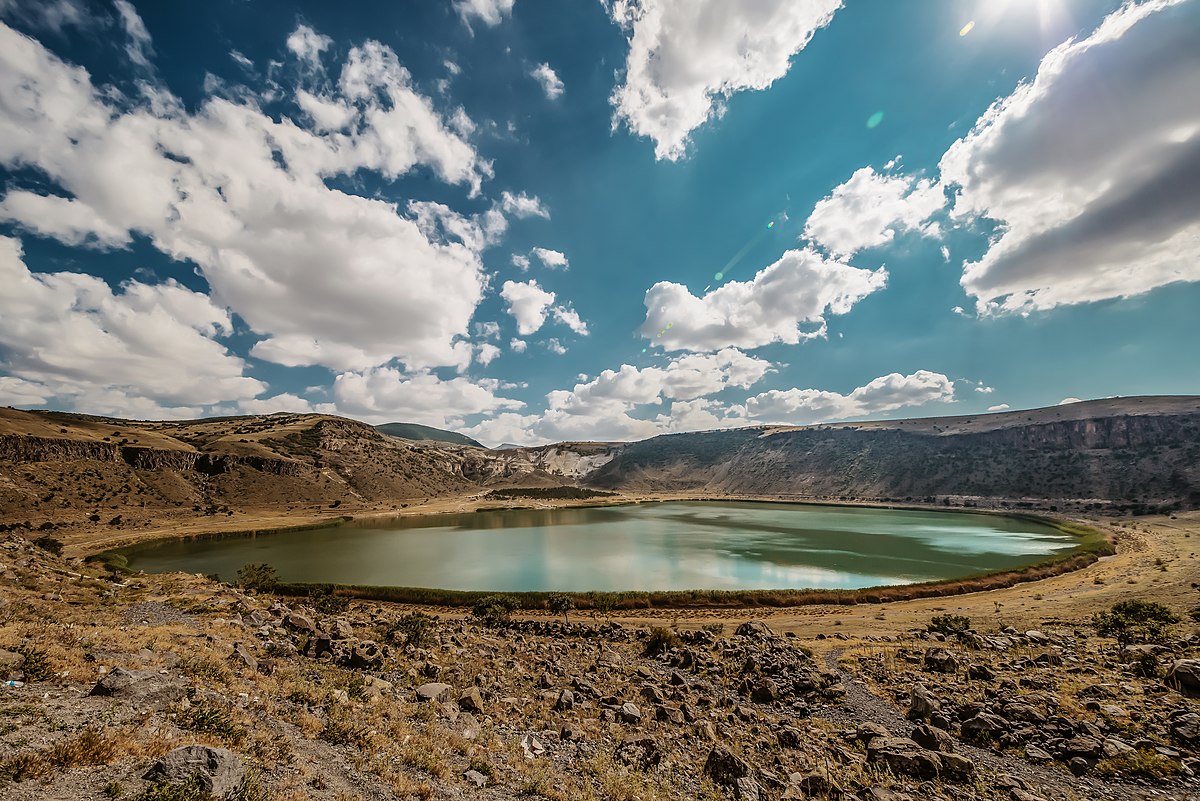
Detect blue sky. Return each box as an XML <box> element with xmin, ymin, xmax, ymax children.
<box><xmin>0</xmin><ymin>0</ymin><xmax>1197</xmax><ymax>446</ymax></box>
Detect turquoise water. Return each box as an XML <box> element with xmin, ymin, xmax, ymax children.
<box><xmin>123</xmin><ymin>502</ymin><xmax>1077</xmax><ymax>592</ymax></box>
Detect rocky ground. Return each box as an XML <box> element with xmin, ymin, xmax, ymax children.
<box><xmin>0</xmin><ymin>530</ymin><xmax>1198</xmax><ymax>801</ymax></box>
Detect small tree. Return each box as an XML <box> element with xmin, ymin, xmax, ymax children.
<box><xmin>1092</xmin><ymin>600</ymin><xmax>1179</xmax><ymax>653</ymax></box>
<box><xmin>548</xmin><ymin>593</ymin><xmax>575</xmax><ymax>624</ymax></box>
<box><xmin>592</xmin><ymin>594</ymin><xmax>614</xmax><ymax>621</ymax></box>
<box><xmin>472</xmin><ymin>594</ymin><xmax>517</xmax><ymax>626</ymax></box>
<box><xmin>928</xmin><ymin>614</ymin><xmax>972</xmax><ymax>636</ymax></box>
<box><xmin>236</xmin><ymin>563</ymin><xmax>279</xmax><ymax>593</ymax></box>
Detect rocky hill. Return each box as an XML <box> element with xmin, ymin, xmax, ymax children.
<box><xmin>586</xmin><ymin>397</ymin><xmax>1200</xmax><ymax>514</ymax></box>
<box><xmin>375</xmin><ymin>422</ymin><xmax>483</xmax><ymax>448</ymax></box>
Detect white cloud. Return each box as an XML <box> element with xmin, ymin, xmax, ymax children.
<box><xmin>238</xmin><ymin>393</ymin><xmax>322</xmax><ymax>415</ymax></box>
<box><xmin>113</xmin><ymin>0</ymin><xmax>152</xmax><ymax>68</ymax></box>
<box><xmin>737</xmin><ymin>370</ymin><xmax>956</xmax><ymax>425</ymax></box>
<box><xmin>804</xmin><ymin>166</ymin><xmax>944</xmax><ymax>258</ymax></box>
<box><xmin>295</xmin><ymin>89</ymin><xmax>355</xmax><ymax>132</ymax></box>
<box><xmin>609</xmin><ymin>0</ymin><xmax>841</xmax><ymax>160</ymax></box>
<box><xmin>987</xmin><ymin>403</ymin><xmax>1010</xmax><ymax>412</ymax></box>
<box><xmin>0</xmin><ymin>21</ymin><xmax>495</xmax><ymax>374</ymax></box>
<box><xmin>500</xmin><ymin>279</ymin><xmax>556</xmax><ymax>335</ymax></box>
<box><xmin>974</xmin><ymin>385</ymin><xmax>994</xmax><ymax>394</ymax></box>
<box><xmin>551</xmin><ymin>306</ymin><xmax>588</xmax><ymax>335</ymax></box>
<box><xmin>286</xmin><ymin>23</ymin><xmax>332</xmax><ymax>68</ymax></box>
<box><xmin>530</xmin><ymin>62</ymin><xmax>564</xmax><ymax>99</ymax></box>
<box><xmin>0</xmin><ymin>375</ymin><xmax>49</xmax><ymax>406</ymax></box>
<box><xmin>500</xmin><ymin>190</ymin><xmax>549</xmax><ymax>219</ymax></box>
<box><xmin>642</xmin><ymin>248</ymin><xmax>886</xmax><ymax>351</ymax></box>
<box><xmin>546</xmin><ymin>338</ymin><xmax>567</xmax><ymax>355</ymax></box>
<box><xmin>509</xmin><ymin>338</ymin><xmax>527</xmax><ymax>353</ymax></box>
<box><xmin>475</xmin><ymin>321</ymin><xmax>500</xmax><ymax>340</ymax></box>
<box><xmin>0</xmin><ymin>236</ymin><xmax>265</xmax><ymax>416</ymax></box>
<box><xmin>1058</xmin><ymin>397</ymin><xmax>1083</xmax><ymax>406</ymax></box>
<box><xmin>530</xmin><ymin>246</ymin><xmax>568</xmax><ymax>269</ymax></box>
<box><xmin>475</xmin><ymin>342</ymin><xmax>501</xmax><ymax>365</ymax></box>
<box><xmin>333</xmin><ymin>367</ymin><xmax>522</xmax><ymax>427</ymax></box>
<box><xmin>511</xmin><ymin>253</ymin><xmax>531</xmax><ymax>270</ymax></box>
<box><xmin>0</xmin><ymin>0</ymin><xmax>91</xmax><ymax>33</ymax></box>
<box><xmin>939</xmin><ymin>0</ymin><xmax>1200</xmax><ymax>313</ymax></box>
<box><xmin>454</xmin><ymin>0</ymin><xmax>515</xmax><ymax>28</ymax></box>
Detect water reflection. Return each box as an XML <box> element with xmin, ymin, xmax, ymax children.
<box><xmin>124</xmin><ymin>501</ymin><xmax>1077</xmax><ymax>592</ymax></box>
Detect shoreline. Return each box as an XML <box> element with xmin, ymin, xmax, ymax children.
<box><xmin>85</xmin><ymin>494</ymin><xmax>1115</xmax><ymax>611</ymax></box>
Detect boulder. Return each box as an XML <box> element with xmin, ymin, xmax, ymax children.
<box><xmin>1165</xmin><ymin>659</ymin><xmax>1200</xmax><ymax>698</ymax></box>
<box><xmin>457</xmin><ymin>686</ymin><xmax>484</xmax><ymax>714</ymax></box>
<box><xmin>90</xmin><ymin>668</ymin><xmax>186</xmax><ymax>708</ymax></box>
<box><xmin>1169</xmin><ymin>712</ymin><xmax>1200</xmax><ymax>746</ymax></box>
<box><xmin>908</xmin><ymin>683</ymin><xmax>940</xmax><ymax>720</ymax></box>
<box><xmin>749</xmin><ymin>678</ymin><xmax>779</xmax><ymax>704</ymax></box>
<box><xmin>415</xmin><ymin>682</ymin><xmax>452</xmax><ymax>702</ymax></box>
<box><xmin>143</xmin><ymin>746</ymin><xmax>244</xmax><ymax>799</ymax></box>
<box><xmin>704</xmin><ymin>746</ymin><xmax>751</xmax><ymax>786</ymax></box>
<box><xmin>910</xmin><ymin>723</ymin><xmax>955</xmax><ymax>753</ymax></box>
<box><xmin>923</xmin><ymin>647</ymin><xmax>959</xmax><ymax>674</ymax></box>
<box><xmin>615</xmin><ymin>736</ymin><xmax>661</xmax><ymax>769</ymax></box>
<box><xmin>553</xmin><ymin>689</ymin><xmax>575</xmax><ymax>711</ymax></box>
<box><xmin>940</xmin><ymin>752</ymin><xmax>975</xmax><ymax>781</ymax></box>
<box><xmin>961</xmin><ymin>712</ymin><xmax>1008</xmax><ymax>742</ymax></box>
<box><xmin>619</xmin><ymin>702</ymin><xmax>642</xmax><ymax>723</ymax></box>
<box><xmin>777</xmin><ymin>726</ymin><xmax>806</xmax><ymax>749</ymax></box>
<box><xmin>734</xmin><ymin>621</ymin><xmax>774</xmax><ymax>639</ymax></box>
<box><xmin>866</xmin><ymin>737</ymin><xmax>942</xmax><ymax>780</ymax></box>
<box><xmin>463</xmin><ymin>769</ymin><xmax>487</xmax><ymax>788</ymax></box>
<box><xmin>283</xmin><ymin>612</ymin><xmax>316</xmax><ymax>633</ymax></box>
<box><xmin>339</xmin><ymin>640</ymin><xmax>385</xmax><ymax>670</ymax></box>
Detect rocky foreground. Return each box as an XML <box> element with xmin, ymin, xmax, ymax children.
<box><xmin>0</xmin><ymin>533</ymin><xmax>1198</xmax><ymax>801</ymax></box>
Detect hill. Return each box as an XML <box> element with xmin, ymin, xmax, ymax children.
<box><xmin>375</xmin><ymin>421</ymin><xmax>483</xmax><ymax>447</ymax></box>
<box><xmin>586</xmin><ymin>396</ymin><xmax>1200</xmax><ymax>515</ymax></box>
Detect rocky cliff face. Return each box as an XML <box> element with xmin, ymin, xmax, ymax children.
<box><xmin>587</xmin><ymin>409</ymin><xmax>1200</xmax><ymax>513</ymax></box>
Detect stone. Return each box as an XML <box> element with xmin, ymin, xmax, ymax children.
<box><xmin>90</xmin><ymin>667</ymin><xmax>186</xmax><ymax>708</ymax></box>
<box><xmin>415</xmin><ymin>682</ymin><xmax>452</xmax><ymax>702</ymax></box>
<box><xmin>1061</xmin><ymin>735</ymin><xmax>1102</xmax><ymax>757</ymax></box>
<box><xmin>619</xmin><ymin>702</ymin><xmax>642</xmax><ymax>723</ymax></box>
<box><xmin>966</xmin><ymin>664</ymin><xmax>995</xmax><ymax>682</ymax></box>
<box><xmin>341</xmin><ymin>640</ymin><xmax>385</xmax><ymax>670</ymax></box>
<box><xmin>143</xmin><ymin>746</ymin><xmax>244</xmax><ymax>799</ymax></box>
<box><xmin>0</xmin><ymin>649</ymin><xmax>23</xmax><ymax>679</ymax></box>
<box><xmin>1165</xmin><ymin>659</ymin><xmax>1200</xmax><ymax>698</ymax></box>
<box><xmin>553</xmin><ymin>689</ymin><xmax>574</xmax><ymax>711</ymax></box>
<box><xmin>910</xmin><ymin>723</ymin><xmax>954</xmax><ymax>753</ymax></box>
<box><xmin>520</xmin><ymin>733</ymin><xmax>545</xmax><ymax>759</ymax></box>
<box><xmin>283</xmin><ymin>612</ymin><xmax>315</xmax><ymax>633</ymax></box>
<box><xmin>1169</xmin><ymin>712</ymin><xmax>1200</xmax><ymax>745</ymax></box>
<box><xmin>961</xmin><ymin>712</ymin><xmax>1008</xmax><ymax>742</ymax></box>
<box><xmin>734</xmin><ymin>776</ymin><xmax>760</xmax><ymax>801</ymax></box>
<box><xmin>734</xmin><ymin>621</ymin><xmax>774</xmax><ymax>639</ymax></box>
<box><xmin>463</xmin><ymin>769</ymin><xmax>487</xmax><ymax>788</ymax></box>
<box><xmin>939</xmin><ymin>752</ymin><xmax>975</xmax><ymax>781</ymax></box>
<box><xmin>1100</xmin><ymin>738</ymin><xmax>1134</xmax><ymax>759</ymax></box>
<box><xmin>749</xmin><ymin>678</ymin><xmax>779</xmax><ymax>704</ymax></box>
<box><xmin>908</xmin><ymin>683</ymin><xmax>940</xmax><ymax>720</ymax></box>
<box><xmin>923</xmin><ymin>647</ymin><xmax>958</xmax><ymax>674</ymax></box>
<box><xmin>856</xmin><ymin>722</ymin><xmax>889</xmax><ymax>744</ymax></box>
<box><xmin>704</xmin><ymin>746</ymin><xmax>751</xmax><ymax>786</ymax></box>
<box><xmin>615</xmin><ymin>736</ymin><xmax>661</xmax><ymax>769</ymax></box>
<box><xmin>229</xmin><ymin>643</ymin><xmax>257</xmax><ymax>672</ymax></box>
<box><xmin>777</xmin><ymin>726</ymin><xmax>806</xmax><ymax>748</ymax></box>
<box><xmin>458</xmin><ymin>686</ymin><xmax>484</xmax><ymax>714</ymax></box>
<box><xmin>866</xmin><ymin>737</ymin><xmax>942</xmax><ymax>780</ymax></box>
<box><xmin>560</xmin><ymin>723</ymin><xmax>583</xmax><ymax>741</ymax></box>
<box><xmin>1024</xmin><ymin>744</ymin><xmax>1053</xmax><ymax>762</ymax></box>
<box><xmin>656</xmin><ymin>705</ymin><xmax>684</xmax><ymax>725</ymax></box>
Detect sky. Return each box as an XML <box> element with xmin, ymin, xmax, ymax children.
<box><xmin>0</xmin><ymin>0</ymin><xmax>1197</xmax><ymax>447</ymax></box>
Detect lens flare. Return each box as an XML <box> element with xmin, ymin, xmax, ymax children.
<box><xmin>866</xmin><ymin>111</ymin><xmax>884</xmax><ymax>129</ymax></box>
<box><xmin>959</xmin><ymin>20</ymin><xmax>975</xmax><ymax>36</ymax></box>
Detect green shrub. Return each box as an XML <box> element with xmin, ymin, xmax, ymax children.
<box><xmin>472</xmin><ymin>594</ymin><xmax>517</xmax><ymax>625</ymax></box>
<box><xmin>387</xmin><ymin>613</ymin><xmax>435</xmax><ymax>647</ymax></box>
<box><xmin>1094</xmin><ymin>749</ymin><xmax>1180</xmax><ymax>779</ymax></box>
<box><xmin>17</xmin><ymin>647</ymin><xmax>53</xmax><ymax>683</ymax></box>
<box><xmin>134</xmin><ymin>778</ymin><xmax>207</xmax><ymax>801</ymax></box>
<box><xmin>307</xmin><ymin>585</ymin><xmax>348</xmax><ymax>614</ymax></box>
<box><xmin>175</xmin><ymin>703</ymin><xmax>244</xmax><ymax>745</ymax></box>
<box><xmin>1092</xmin><ymin>600</ymin><xmax>1179</xmax><ymax>651</ymax></box>
<box><xmin>701</xmin><ymin>622</ymin><xmax>725</xmax><ymax>636</ymax></box>
<box><xmin>547</xmin><ymin>593</ymin><xmax>575</xmax><ymax>623</ymax></box>
<box><xmin>644</xmin><ymin>627</ymin><xmax>682</xmax><ymax>657</ymax></box>
<box><xmin>32</xmin><ymin>536</ymin><xmax>62</xmax><ymax>556</ymax></box>
<box><xmin>235</xmin><ymin>563</ymin><xmax>278</xmax><ymax>592</ymax></box>
<box><xmin>927</xmin><ymin>614</ymin><xmax>972</xmax><ymax>636</ymax></box>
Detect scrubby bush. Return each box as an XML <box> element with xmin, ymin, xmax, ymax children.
<box><xmin>472</xmin><ymin>594</ymin><xmax>517</xmax><ymax>625</ymax></box>
<box><xmin>927</xmin><ymin>614</ymin><xmax>972</xmax><ymax>636</ymax></box>
<box><xmin>644</xmin><ymin>627</ymin><xmax>682</xmax><ymax>657</ymax></box>
<box><xmin>307</xmin><ymin>585</ymin><xmax>348</xmax><ymax>614</ymax></box>
<box><xmin>235</xmin><ymin>563</ymin><xmax>278</xmax><ymax>592</ymax></box>
<box><xmin>387</xmin><ymin>612</ymin><xmax>435</xmax><ymax>647</ymax></box>
<box><xmin>32</xmin><ymin>535</ymin><xmax>62</xmax><ymax>556</ymax></box>
<box><xmin>547</xmin><ymin>593</ymin><xmax>575</xmax><ymax>624</ymax></box>
<box><xmin>17</xmin><ymin>647</ymin><xmax>53</xmax><ymax>682</ymax></box>
<box><xmin>1092</xmin><ymin>600</ymin><xmax>1179</xmax><ymax>652</ymax></box>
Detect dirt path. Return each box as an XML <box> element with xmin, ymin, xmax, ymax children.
<box><xmin>815</xmin><ymin>648</ymin><xmax>1180</xmax><ymax>801</ymax></box>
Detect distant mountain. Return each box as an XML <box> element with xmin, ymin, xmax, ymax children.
<box><xmin>375</xmin><ymin>422</ymin><xmax>483</xmax><ymax>448</ymax></box>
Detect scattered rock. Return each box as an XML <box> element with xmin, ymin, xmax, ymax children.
<box><xmin>867</xmin><ymin>737</ymin><xmax>942</xmax><ymax>780</ymax></box>
<box><xmin>143</xmin><ymin>746</ymin><xmax>244</xmax><ymax>799</ymax></box>
<box><xmin>1165</xmin><ymin>659</ymin><xmax>1200</xmax><ymax>698</ymax></box>
<box><xmin>463</xmin><ymin>769</ymin><xmax>487</xmax><ymax>788</ymax></box>
<box><xmin>89</xmin><ymin>667</ymin><xmax>186</xmax><ymax>708</ymax></box>
<box><xmin>923</xmin><ymin>647</ymin><xmax>958</xmax><ymax>674</ymax></box>
<box><xmin>615</xmin><ymin>736</ymin><xmax>661</xmax><ymax>769</ymax></box>
<box><xmin>704</xmin><ymin>746</ymin><xmax>751</xmax><ymax>787</ymax></box>
<box><xmin>619</xmin><ymin>701</ymin><xmax>642</xmax><ymax>723</ymax></box>
<box><xmin>415</xmin><ymin>682</ymin><xmax>452</xmax><ymax>702</ymax></box>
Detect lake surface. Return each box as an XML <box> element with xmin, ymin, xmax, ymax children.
<box><xmin>122</xmin><ymin>502</ymin><xmax>1079</xmax><ymax>592</ymax></box>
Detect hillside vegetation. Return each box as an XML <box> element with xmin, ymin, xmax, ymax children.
<box><xmin>375</xmin><ymin>422</ymin><xmax>483</xmax><ymax>448</ymax></box>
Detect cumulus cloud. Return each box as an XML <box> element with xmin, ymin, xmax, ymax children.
<box><xmin>939</xmin><ymin>0</ymin><xmax>1200</xmax><ymax>313</ymax></box>
<box><xmin>736</xmin><ymin>370</ymin><xmax>956</xmax><ymax>425</ymax></box>
<box><xmin>609</xmin><ymin>0</ymin><xmax>841</xmax><ymax>160</ymax></box>
<box><xmin>500</xmin><ymin>191</ymin><xmax>549</xmax><ymax>219</ymax></box>
<box><xmin>1058</xmin><ymin>397</ymin><xmax>1083</xmax><ymax>406</ymax></box>
<box><xmin>987</xmin><ymin>403</ymin><xmax>1010</xmax><ymax>412</ymax></box>
<box><xmin>0</xmin><ymin>375</ymin><xmax>49</xmax><ymax>406</ymax></box>
<box><xmin>804</xmin><ymin>167</ymin><xmax>944</xmax><ymax>258</ymax></box>
<box><xmin>511</xmin><ymin>253</ymin><xmax>531</xmax><ymax>271</ymax></box>
<box><xmin>551</xmin><ymin>306</ymin><xmax>588</xmax><ymax>335</ymax></box>
<box><xmin>530</xmin><ymin>62</ymin><xmax>564</xmax><ymax>99</ymax></box>
<box><xmin>332</xmin><ymin>367</ymin><xmax>522</xmax><ymax>427</ymax></box>
<box><xmin>286</xmin><ymin>23</ymin><xmax>332</xmax><ymax>68</ymax></box>
<box><xmin>238</xmin><ymin>393</ymin><xmax>324</xmax><ymax>415</ymax></box>
<box><xmin>509</xmin><ymin>338</ymin><xmax>528</xmax><ymax>353</ymax></box>
<box><xmin>546</xmin><ymin>338</ymin><xmax>567</xmax><ymax>355</ymax></box>
<box><xmin>0</xmin><ymin>236</ymin><xmax>264</xmax><ymax>417</ymax></box>
<box><xmin>113</xmin><ymin>0</ymin><xmax>152</xmax><ymax>68</ymax></box>
<box><xmin>0</xmin><ymin>21</ymin><xmax>496</xmax><ymax>374</ymax></box>
<box><xmin>464</xmin><ymin>348</ymin><xmax>772</xmax><ymax>445</ymax></box>
<box><xmin>641</xmin><ymin>248</ymin><xmax>886</xmax><ymax>351</ymax></box>
<box><xmin>454</xmin><ymin>0</ymin><xmax>515</xmax><ymax>28</ymax></box>
<box><xmin>500</xmin><ymin>279</ymin><xmax>556</xmax><ymax>335</ymax></box>
<box><xmin>475</xmin><ymin>342</ymin><xmax>501</xmax><ymax>365</ymax></box>
<box><xmin>530</xmin><ymin>247</ymin><xmax>568</xmax><ymax>269</ymax></box>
